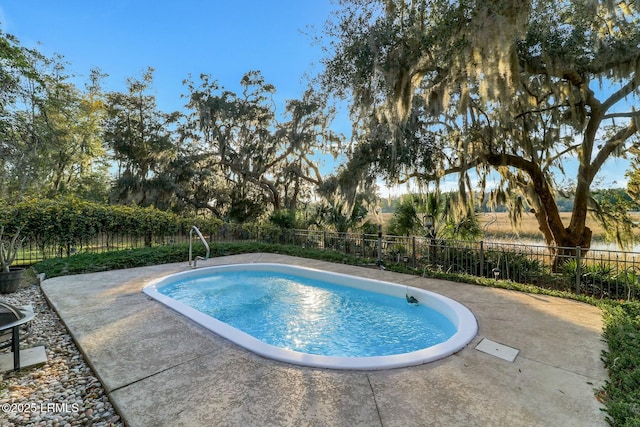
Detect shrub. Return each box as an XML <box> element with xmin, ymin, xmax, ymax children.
<box><xmin>601</xmin><ymin>302</ymin><xmax>640</xmax><ymax>426</ymax></box>
<box><xmin>269</xmin><ymin>209</ymin><xmax>298</xmax><ymax>229</ymax></box>
<box><xmin>561</xmin><ymin>260</ymin><xmax>640</xmax><ymax>300</ymax></box>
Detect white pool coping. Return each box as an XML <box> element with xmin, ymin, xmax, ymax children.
<box><xmin>142</xmin><ymin>263</ymin><xmax>478</xmax><ymax>370</ymax></box>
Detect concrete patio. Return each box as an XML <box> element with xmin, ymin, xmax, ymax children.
<box><xmin>41</xmin><ymin>253</ymin><xmax>608</xmax><ymax>426</ymax></box>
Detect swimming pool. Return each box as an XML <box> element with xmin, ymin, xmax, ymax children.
<box><xmin>143</xmin><ymin>263</ymin><xmax>478</xmax><ymax>370</ymax></box>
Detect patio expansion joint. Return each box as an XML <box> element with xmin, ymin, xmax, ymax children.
<box><xmin>518</xmin><ymin>354</ymin><xmax>608</xmax><ymax>383</ymax></box>
<box><xmin>106</xmin><ymin>349</ymin><xmax>219</xmax><ymax>395</ymax></box>
<box><xmin>365</xmin><ymin>373</ymin><xmax>385</xmax><ymax>427</ymax></box>
<box><xmin>55</xmin><ymin>299</ymin><xmax>150</xmax><ymax>323</ymax></box>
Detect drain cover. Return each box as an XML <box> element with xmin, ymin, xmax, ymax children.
<box><xmin>476</xmin><ymin>338</ymin><xmax>519</xmax><ymax>362</ymax></box>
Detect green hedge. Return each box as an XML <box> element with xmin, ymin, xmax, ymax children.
<box><xmin>0</xmin><ymin>196</ymin><xmax>223</xmax><ymax>252</ymax></box>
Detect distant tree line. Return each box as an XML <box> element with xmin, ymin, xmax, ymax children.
<box><xmin>383</xmin><ymin>188</ymin><xmax>637</xmax><ymax>214</ymax></box>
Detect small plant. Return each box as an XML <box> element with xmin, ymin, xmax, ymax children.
<box><xmin>0</xmin><ymin>225</ymin><xmax>24</xmax><ymax>273</ymax></box>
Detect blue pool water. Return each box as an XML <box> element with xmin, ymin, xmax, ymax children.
<box><xmin>157</xmin><ymin>270</ymin><xmax>456</xmax><ymax>357</ymax></box>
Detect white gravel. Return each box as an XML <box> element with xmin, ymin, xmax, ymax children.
<box><xmin>0</xmin><ymin>284</ymin><xmax>123</xmax><ymax>426</ymax></box>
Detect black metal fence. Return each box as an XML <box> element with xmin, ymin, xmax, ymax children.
<box><xmin>13</xmin><ymin>224</ymin><xmax>640</xmax><ymax>301</ymax></box>
<box><xmin>271</xmin><ymin>229</ymin><xmax>640</xmax><ymax>300</ymax></box>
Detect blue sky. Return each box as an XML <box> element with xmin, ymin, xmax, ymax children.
<box><xmin>0</xmin><ymin>1</ymin><xmax>334</xmax><ymax>112</ymax></box>
<box><xmin>0</xmin><ymin>1</ymin><xmax>633</xmax><ymax>193</ymax></box>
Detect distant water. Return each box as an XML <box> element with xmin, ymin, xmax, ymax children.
<box><xmin>487</xmin><ymin>237</ymin><xmax>640</xmax><ymax>253</ymax></box>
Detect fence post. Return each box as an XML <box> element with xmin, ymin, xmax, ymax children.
<box><xmin>479</xmin><ymin>241</ymin><xmax>484</xmax><ymax>277</ymax></box>
<box><xmin>412</xmin><ymin>236</ymin><xmax>416</xmax><ymax>268</ymax></box>
<box><xmin>575</xmin><ymin>246</ymin><xmax>581</xmax><ymax>295</ymax></box>
<box><xmin>323</xmin><ymin>230</ymin><xmax>327</xmax><ymax>250</ymax></box>
<box><xmin>361</xmin><ymin>233</ymin><xmax>365</xmax><ymax>258</ymax></box>
<box><xmin>377</xmin><ymin>225</ymin><xmax>382</xmax><ymax>264</ymax></box>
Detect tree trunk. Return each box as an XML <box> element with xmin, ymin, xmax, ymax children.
<box><xmin>531</xmin><ymin>178</ymin><xmax>593</xmax><ymax>271</ymax></box>
<box><xmin>487</xmin><ymin>152</ymin><xmax>593</xmax><ymax>271</ymax></box>
<box><xmin>548</xmin><ymin>227</ymin><xmax>592</xmax><ymax>272</ymax></box>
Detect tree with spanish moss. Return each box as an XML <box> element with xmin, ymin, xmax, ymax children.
<box><xmin>322</xmin><ymin>0</ymin><xmax>640</xmax><ymax>261</ymax></box>
<box><xmin>104</xmin><ymin>68</ymin><xmax>179</xmax><ymax>208</ymax></box>
<box><xmin>184</xmin><ymin>71</ymin><xmax>342</xmax><ymax>221</ymax></box>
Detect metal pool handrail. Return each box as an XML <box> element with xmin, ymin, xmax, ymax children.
<box><xmin>189</xmin><ymin>226</ymin><xmax>210</xmax><ymax>268</ymax></box>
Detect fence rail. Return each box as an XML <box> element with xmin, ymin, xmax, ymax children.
<box><xmin>14</xmin><ymin>225</ymin><xmax>640</xmax><ymax>301</ymax></box>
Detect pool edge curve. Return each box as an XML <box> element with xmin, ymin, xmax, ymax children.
<box><xmin>142</xmin><ymin>263</ymin><xmax>478</xmax><ymax>370</ymax></box>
